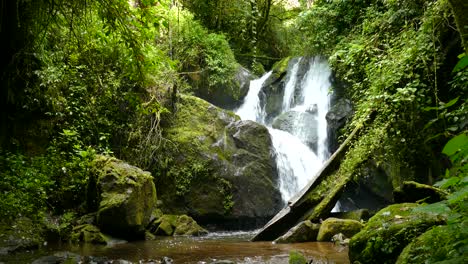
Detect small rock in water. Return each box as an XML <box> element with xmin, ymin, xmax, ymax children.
<box><xmin>210</xmin><ymin>260</ymin><xmax>235</xmax><ymax>264</ymax></box>
<box><xmin>161</xmin><ymin>256</ymin><xmax>173</xmax><ymax>264</ymax></box>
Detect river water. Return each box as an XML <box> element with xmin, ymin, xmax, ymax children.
<box><xmin>2</xmin><ymin>232</ymin><xmax>349</xmax><ymax>263</ymax></box>
<box><xmin>1</xmin><ymin>58</ymin><xmax>348</xmax><ymax>264</ymax></box>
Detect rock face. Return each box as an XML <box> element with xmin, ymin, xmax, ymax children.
<box><xmin>192</xmin><ymin>65</ymin><xmax>255</xmax><ymax>109</ymax></box>
<box><xmin>274</xmin><ymin>220</ymin><xmax>320</xmax><ymax>243</ymax></box>
<box><xmin>316</xmin><ymin>218</ymin><xmax>363</xmax><ymax>242</ymax></box>
<box><xmin>272</xmin><ymin>111</ymin><xmax>319</xmax><ymax>150</ymax></box>
<box><xmin>326</xmin><ymin>98</ymin><xmax>353</xmax><ymax>152</ymax></box>
<box><xmin>259</xmin><ymin>57</ymin><xmax>312</xmax><ymax>122</ymax></box>
<box><xmin>88</xmin><ymin>155</ymin><xmax>157</xmax><ymax>240</ymax></box>
<box><xmin>159</xmin><ymin>95</ymin><xmax>281</xmax><ymax>229</ymax></box>
<box><xmin>349</xmin><ymin>203</ymin><xmax>447</xmax><ymax>264</ymax></box>
<box><xmin>394</xmin><ymin>181</ymin><xmax>447</xmax><ymax>203</ymax></box>
<box><xmin>147</xmin><ymin>214</ymin><xmax>208</xmax><ymax>236</ymax></box>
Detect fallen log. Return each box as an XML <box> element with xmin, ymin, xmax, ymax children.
<box><xmin>252</xmin><ymin>122</ymin><xmax>364</xmax><ymax>241</ymax></box>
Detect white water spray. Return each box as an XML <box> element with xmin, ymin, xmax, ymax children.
<box><xmin>236</xmin><ymin>57</ymin><xmax>332</xmax><ymax>202</ymax></box>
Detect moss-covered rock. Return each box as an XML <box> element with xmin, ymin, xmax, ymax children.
<box><xmin>330</xmin><ymin>209</ymin><xmax>370</xmax><ymax>221</ymax></box>
<box><xmin>274</xmin><ymin>221</ymin><xmax>320</xmax><ymax>243</ymax></box>
<box><xmin>0</xmin><ymin>218</ymin><xmax>44</xmax><ymax>255</ymax></box>
<box><xmin>289</xmin><ymin>250</ymin><xmax>307</xmax><ymax>264</ymax></box>
<box><xmin>394</xmin><ymin>181</ymin><xmax>448</xmax><ymax>203</ymax></box>
<box><xmin>158</xmin><ymin>95</ymin><xmax>281</xmax><ymax>228</ymax></box>
<box><xmin>147</xmin><ymin>214</ymin><xmax>208</xmax><ymax>236</ymax></box>
<box><xmin>349</xmin><ymin>203</ymin><xmax>448</xmax><ymax>264</ymax></box>
<box><xmin>396</xmin><ymin>222</ymin><xmax>468</xmax><ymax>264</ymax></box>
<box><xmin>89</xmin><ymin>155</ymin><xmax>157</xmax><ymax>240</ymax></box>
<box><xmin>70</xmin><ymin>224</ymin><xmax>109</xmax><ymax>245</ymax></box>
<box><xmin>317</xmin><ymin>218</ymin><xmax>363</xmax><ymax>242</ymax></box>
<box><xmin>189</xmin><ymin>64</ymin><xmax>254</xmax><ymax>110</ymax></box>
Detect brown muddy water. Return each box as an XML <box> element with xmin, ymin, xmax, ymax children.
<box><xmin>1</xmin><ymin>231</ymin><xmax>349</xmax><ymax>263</ymax></box>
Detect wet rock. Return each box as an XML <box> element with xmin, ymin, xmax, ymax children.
<box><xmin>32</xmin><ymin>251</ymin><xmax>80</xmax><ymax>264</ymax></box>
<box><xmin>147</xmin><ymin>214</ymin><xmax>208</xmax><ymax>236</ymax></box>
<box><xmin>210</xmin><ymin>260</ymin><xmax>235</xmax><ymax>264</ymax></box>
<box><xmin>159</xmin><ymin>95</ymin><xmax>281</xmax><ymax>229</ymax></box>
<box><xmin>349</xmin><ymin>203</ymin><xmax>447</xmax><ymax>264</ymax></box>
<box><xmin>0</xmin><ymin>217</ymin><xmax>44</xmax><ymax>255</ymax></box>
<box><xmin>161</xmin><ymin>256</ymin><xmax>173</xmax><ymax>264</ymax></box>
<box><xmin>331</xmin><ymin>233</ymin><xmax>350</xmax><ymax>246</ymax></box>
<box><xmin>274</xmin><ymin>221</ymin><xmax>320</xmax><ymax>243</ymax></box>
<box><xmin>326</xmin><ymin>98</ymin><xmax>353</xmax><ymax>152</ymax></box>
<box><xmin>316</xmin><ymin>218</ymin><xmax>363</xmax><ymax>242</ymax></box>
<box><xmin>272</xmin><ymin>111</ymin><xmax>319</xmax><ymax>150</ymax></box>
<box><xmin>88</xmin><ymin>155</ymin><xmax>157</xmax><ymax>240</ymax></box>
<box><xmin>70</xmin><ymin>224</ymin><xmax>109</xmax><ymax>244</ymax></box>
<box><xmin>393</xmin><ymin>181</ymin><xmax>447</xmax><ymax>203</ymax></box>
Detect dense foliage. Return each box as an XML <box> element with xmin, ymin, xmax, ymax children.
<box><xmin>0</xmin><ymin>0</ymin><xmax>241</xmax><ymax>220</ymax></box>
<box><xmin>289</xmin><ymin>0</ymin><xmax>467</xmax><ymax>184</ymax></box>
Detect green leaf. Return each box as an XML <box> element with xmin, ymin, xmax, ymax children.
<box><xmin>412</xmin><ymin>202</ymin><xmax>451</xmax><ymax>216</ymax></box>
<box><xmin>442</xmin><ymin>132</ymin><xmax>468</xmax><ymax>157</ymax></box>
<box><xmin>434</xmin><ymin>177</ymin><xmax>460</xmax><ymax>189</ymax></box>
<box><xmin>453</xmin><ymin>54</ymin><xmax>468</xmax><ymax>73</ymax></box>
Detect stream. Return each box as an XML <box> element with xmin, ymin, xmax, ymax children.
<box><xmin>2</xmin><ymin>232</ymin><xmax>349</xmax><ymax>263</ymax></box>
<box><xmin>1</xmin><ymin>57</ymin><xmax>349</xmax><ymax>264</ymax></box>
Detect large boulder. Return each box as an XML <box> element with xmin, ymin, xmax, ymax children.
<box><xmin>191</xmin><ymin>64</ymin><xmax>255</xmax><ymax>109</ymax></box>
<box><xmin>349</xmin><ymin>203</ymin><xmax>447</xmax><ymax>264</ymax></box>
<box><xmin>88</xmin><ymin>155</ymin><xmax>157</xmax><ymax>240</ymax></box>
<box><xmin>274</xmin><ymin>220</ymin><xmax>320</xmax><ymax>243</ymax></box>
<box><xmin>147</xmin><ymin>214</ymin><xmax>208</xmax><ymax>236</ymax></box>
<box><xmin>317</xmin><ymin>218</ymin><xmax>363</xmax><ymax>242</ymax></box>
<box><xmin>158</xmin><ymin>95</ymin><xmax>281</xmax><ymax>229</ymax></box>
<box><xmin>272</xmin><ymin>110</ymin><xmax>319</xmax><ymax>150</ymax></box>
<box><xmin>70</xmin><ymin>224</ymin><xmax>109</xmax><ymax>245</ymax></box>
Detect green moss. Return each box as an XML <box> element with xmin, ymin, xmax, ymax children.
<box><xmin>272</xmin><ymin>57</ymin><xmax>291</xmax><ymax>78</ymax></box>
<box><xmin>289</xmin><ymin>250</ymin><xmax>307</xmax><ymax>264</ymax></box>
<box><xmin>317</xmin><ymin>218</ymin><xmax>364</xmax><ymax>242</ymax></box>
<box><xmin>349</xmin><ymin>203</ymin><xmax>448</xmax><ymax>264</ymax></box>
<box><xmin>148</xmin><ymin>214</ymin><xmax>207</xmax><ymax>236</ymax></box>
<box><xmin>70</xmin><ymin>224</ymin><xmax>108</xmax><ymax>245</ymax></box>
<box><xmin>396</xmin><ymin>222</ymin><xmax>468</xmax><ymax>264</ymax></box>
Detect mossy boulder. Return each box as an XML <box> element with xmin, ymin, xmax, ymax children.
<box><xmin>0</xmin><ymin>218</ymin><xmax>44</xmax><ymax>255</ymax></box>
<box><xmin>70</xmin><ymin>224</ymin><xmax>109</xmax><ymax>245</ymax></box>
<box><xmin>190</xmin><ymin>64</ymin><xmax>255</xmax><ymax>109</ymax></box>
<box><xmin>274</xmin><ymin>221</ymin><xmax>320</xmax><ymax>243</ymax></box>
<box><xmin>158</xmin><ymin>95</ymin><xmax>281</xmax><ymax>228</ymax></box>
<box><xmin>147</xmin><ymin>214</ymin><xmax>208</xmax><ymax>236</ymax></box>
<box><xmin>89</xmin><ymin>155</ymin><xmax>156</xmax><ymax>240</ymax></box>
<box><xmin>396</xmin><ymin>222</ymin><xmax>468</xmax><ymax>264</ymax></box>
<box><xmin>349</xmin><ymin>203</ymin><xmax>448</xmax><ymax>264</ymax></box>
<box><xmin>289</xmin><ymin>250</ymin><xmax>308</xmax><ymax>264</ymax></box>
<box><xmin>317</xmin><ymin>218</ymin><xmax>363</xmax><ymax>242</ymax></box>
<box><xmin>330</xmin><ymin>209</ymin><xmax>370</xmax><ymax>221</ymax></box>
<box><xmin>394</xmin><ymin>181</ymin><xmax>448</xmax><ymax>203</ymax></box>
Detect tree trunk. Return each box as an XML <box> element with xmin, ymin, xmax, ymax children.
<box><xmin>448</xmin><ymin>0</ymin><xmax>468</xmax><ymax>52</ymax></box>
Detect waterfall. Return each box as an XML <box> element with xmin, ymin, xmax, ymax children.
<box><xmin>236</xmin><ymin>57</ymin><xmax>332</xmax><ymax>202</ymax></box>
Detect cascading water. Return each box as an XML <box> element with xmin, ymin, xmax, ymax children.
<box><xmin>236</xmin><ymin>57</ymin><xmax>332</xmax><ymax>202</ymax></box>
